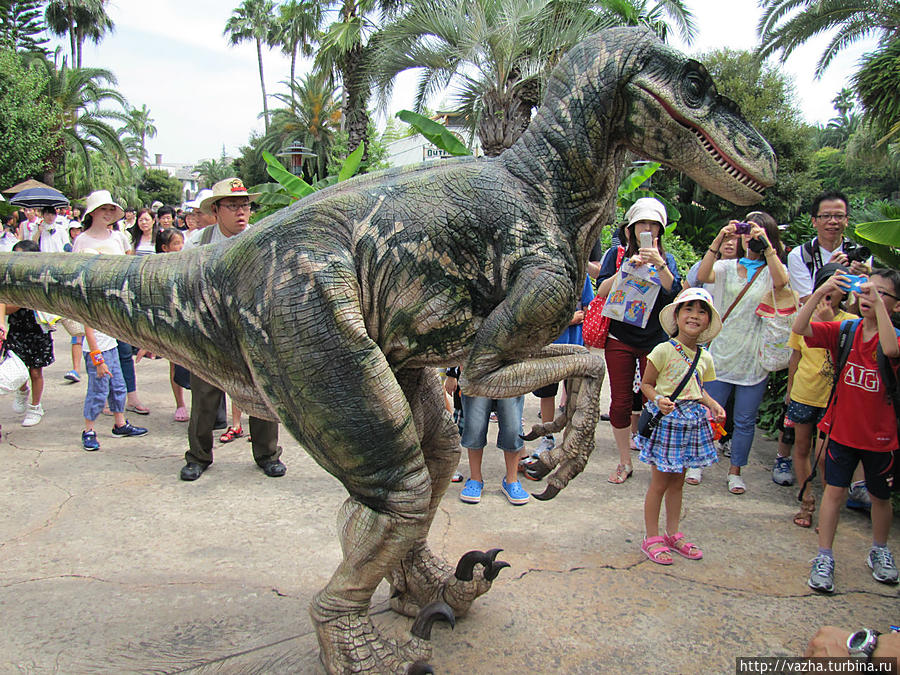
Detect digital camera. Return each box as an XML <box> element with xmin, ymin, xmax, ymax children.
<box><xmin>843</xmin><ymin>240</ymin><xmax>871</xmax><ymax>264</ymax></box>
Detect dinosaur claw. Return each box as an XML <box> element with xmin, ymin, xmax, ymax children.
<box><xmin>484</xmin><ymin>560</ymin><xmax>510</xmax><ymax>581</ymax></box>
<box><xmin>524</xmin><ymin>458</ymin><xmax>552</xmax><ymax>481</ymax></box>
<box><xmin>454</xmin><ymin>549</ymin><xmax>487</xmax><ymax>581</ymax></box>
<box><xmin>410</xmin><ymin>601</ymin><xmax>456</xmax><ymax>640</ymax></box>
<box><xmin>406</xmin><ymin>662</ymin><xmax>434</xmax><ymax>675</ymax></box>
<box><xmin>520</xmin><ymin>431</ymin><xmax>540</xmax><ymax>441</ymax></box>
<box><xmin>484</xmin><ymin>548</ymin><xmax>503</xmax><ymax>563</ymax></box>
<box><xmin>533</xmin><ymin>484</ymin><xmax>560</xmax><ymax>501</ymax></box>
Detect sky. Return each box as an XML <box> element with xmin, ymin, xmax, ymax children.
<box><xmin>67</xmin><ymin>0</ymin><xmax>879</xmax><ymax>165</ymax></box>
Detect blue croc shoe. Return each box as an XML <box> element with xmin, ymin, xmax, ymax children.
<box><xmin>501</xmin><ymin>478</ymin><xmax>529</xmax><ymax>505</ymax></box>
<box><xmin>459</xmin><ymin>479</ymin><xmax>483</xmax><ymax>504</ymax></box>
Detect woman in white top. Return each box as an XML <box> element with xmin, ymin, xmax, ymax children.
<box><xmin>127</xmin><ymin>208</ymin><xmax>158</xmax><ymax>256</ymax></box>
<box><xmin>696</xmin><ymin>211</ymin><xmax>789</xmax><ymax>495</ymax></box>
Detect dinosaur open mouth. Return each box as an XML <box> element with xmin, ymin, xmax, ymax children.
<box><xmin>644</xmin><ymin>90</ymin><xmax>768</xmax><ymax>194</ymax></box>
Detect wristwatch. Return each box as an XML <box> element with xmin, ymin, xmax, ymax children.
<box><xmin>847</xmin><ymin>629</ymin><xmax>880</xmax><ymax>659</ymax></box>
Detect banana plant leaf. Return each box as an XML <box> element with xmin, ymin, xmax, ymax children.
<box><xmin>338</xmin><ymin>143</ymin><xmax>364</xmax><ymax>182</ymax></box>
<box><xmin>623</xmin><ymin>188</ymin><xmax>682</xmax><ymax>226</ymax></box>
<box><xmin>854</xmin><ymin>219</ymin><xmax>900</xmax><ymax>246</ymax></box>
<box><xmin>396</xmin><ymin>110</ymin><xmax>470</xmax><ymax>156</ymax></box>
<box><xmin>262</xmin><ymin>151</ymin><xmax>316</xmax><ymax>199</ymax></box>
<box><xmin>617</xmin><ymin>162</ymin><xmax>660</xmax><ymax>200</ymax></box>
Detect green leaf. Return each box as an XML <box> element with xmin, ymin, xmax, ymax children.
<box><xmin>338</xmin><ymin>143</ymin><xmax>364</xmax><ymax>182</ymax></box>
<box><xmin>853</xmin><ymin>219</ymin><xmax>900</xmax><ymax>247</ymax></box>
<box><xmin>617</xmin><ymin>162</ymin><xmax>660</xmax><ymax>200</ymax></box>
<box><xmin>262</xmin><ymin>150</ymin><xmax>315</xmax><ymax>199</ymax></box>
<box><xmin>396</xmin><ymin>110</ymin><xmax>470</xmax><ymax>156</ymax></box>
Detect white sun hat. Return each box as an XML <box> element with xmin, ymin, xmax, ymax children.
<box><xmin>83</xmin><ymin>190</ymin><xmax>124</xmax><ymax>222</ymax></box>
<box><xmin>658</xmin><ymin>287</ymin><xmax>722</xmax><ymax>344</ymax></box>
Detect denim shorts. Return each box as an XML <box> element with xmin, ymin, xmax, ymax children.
<box><xmin>460</xmin><ymin>395</ymin><xmax>524</xmax><ymax>452</ymax></box>
<box><xmin>825</xmin><ymin>439</ymin><xmax>895</xmax><ymax>500</ymax></box>
<box><xmin>786</xmin><ymin>399</ymin><xmax>825</xmax><ymax>425</ymax></box>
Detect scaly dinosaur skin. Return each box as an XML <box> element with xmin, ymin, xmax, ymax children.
<box><xmin>0</xmin><ymin>29</ymin><xmax>774</xmax><ymax>673</ymax></box>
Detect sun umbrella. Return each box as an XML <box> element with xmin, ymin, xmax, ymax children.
<box><xmin>9</xmin><ymin>186</ymin><xmax>69</xmax><ymax>208</ymax></box>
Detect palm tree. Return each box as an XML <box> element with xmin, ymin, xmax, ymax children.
<box><xmin>372</xmin><ymin>0</ymin><xmax>695</xmax><ymax>156</ymax></box>
<box><xmin>119</xmin><ymin>103</ymin><xmax>157</xmax><ymax>167</ymax></box>
<box><xmin>34</xmin><ymin>56</ymin><xmax>128</xmax><ymax>185</ymax></box>
<box><xmin>194</xmin><ymin>152</ymin><xmax>236</xmax><ymax>188</ymax></box>
<box><xmin>272</xmin><ymin>0</ymin><xmax>323</xmax><ymax>88</ymax></box>
<box><xmin>45</xmin><ymin>0</ymin><xmax>114</xmax><ymax>68</ymax></box>
<box><xmin>225</xmin><ymin>0</ymin><xmax>277</xmax><ymax>132</ymax></box>
<box><xmin>756</xmin><ymin>0</ymin><xmax>900</xmax><ymax>77</ymax></box>
<box><xmin>262</xmin><ymin>72</ymin><xmax>342</xmax><ymax>182</ymax></box>
<box><xmin>315</xmin><ymin>0</ymin><xmax>404</xmax><ymax>159</ymax></box>
<box><xmin>853</xmin><ymin>38</ymin><xmax>900</xmax><ymax>145</ymax></box>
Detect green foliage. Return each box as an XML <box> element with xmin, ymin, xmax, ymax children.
<box><xmin>0</xmin><ymin>49</ymin><xmax>62</xmax><ymax>188</ymax></box>
<box><xmin>194</xmin><ymin>152</ymin><xmax>235</xmax><ymax>188</ymax></box>
<box><xmin>756</xmin><ymin>369</ymin><xmax>788</xmax><ymax>438</ymax></box>
<box><xmin>664</xmin><ymin>231</ymin><xmax>699</xmax><ymax>279</ymax></box>
<box><xmin>854</xmin><ymin>38</ymin><xmax>900</xmax><ymax>145</ymax></box>
<box><xmin>234</xmin><ymin>132</ymin><xmax>270</xmax><ymax>188</ymax></box>
<box><xmin>0</xmin><ymin>0</ymin><xmax>49</xmax><ymax>54</ymax></box>
<box><xmin>137</xmin><ymin>168</ymin><xmax>182</xmax><ymax>207</ymax></box>
<box><xmin>395</xmin><ymin>110</ymin><xmax>470</xmax><ymax>156</ymax></box>
<box><xmin>329</xmin><ymin>121</ymin><xmax>389</xmax><ymax>175</ymax></box>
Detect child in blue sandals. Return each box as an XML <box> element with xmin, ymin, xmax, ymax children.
<box><xmin>636</xmin><ymin>288</ymin><xmax>726</xmax><ymax>565</ymax></box>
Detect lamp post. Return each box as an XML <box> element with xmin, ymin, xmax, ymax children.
<box><xmin>277</xmin><ymin>143</ymin><xmax>317</xmax><ymax>177</ymax></box>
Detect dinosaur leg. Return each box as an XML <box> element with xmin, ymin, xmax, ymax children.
<box><xmin>246</xmin><ymin>285</ymin><xmax>453</xmax><ymax>674</ymax></box>
<box><xmin>387</xmin><ymin>368</ymin><xmax>509</xmax><ymax>620</ymax></box>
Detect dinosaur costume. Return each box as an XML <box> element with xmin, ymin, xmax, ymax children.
<box><xmin>0</xmin><ymin>29</ymin><xmax>774</xmax><ymax>674</ymax></box>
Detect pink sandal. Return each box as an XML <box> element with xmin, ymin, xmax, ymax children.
<box><xmin>664</xmin><ymin>532</ymin><xmax>703</xmax><ymax>560</ymax></box>
<box><xmin>641</xmin><ymin>536</ymin><xmax>673</xmax><ymax>565</ymax></box>
<box><xmin>607</xmin><ymin>463</ymin><xmax>633</xmax><ymax>484</ymax></box>
<box><xmin>173</xmin><ymin>406</ymin><xmax>189</xmax><ymax>422</ymax></box>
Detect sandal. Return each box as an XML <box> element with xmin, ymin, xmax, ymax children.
<box><xmin>727</xmin><ymin>474</ymin><xmax>746</xmax><ymax>495</ymax></box>
<box><xmin>629</xmin><ymin>433</ymin><xmax>639</xmax><ymax>451</ymax></box>
<box><xmin>793</xmin><ymin>498</ymin><xmax>815</xmax><ymax>528</ymax></box>
<box><xmin>685</xmin><ymin>468</ymin><xmax>702</xmax><ymax>485</ymax></box>
<box><xmin>126</xmin><ymin>402</ymin><xmax>150</xmax><ymax>415</ymax></box>
<box><xmin>641</xmin><ymin>536</ymin><xmax>673</xmax><ymax>565</ymax></box>
<box><xmin>219</xmin><ymin>425</ymin><xmax>244</xmax><ymax>443</ymax></box>
<box><xmin>607</xmin><ymin>463</ymin><xmax>633</xmax><ymax>484</ymax></box>
<box><xmin>664</xmin><ymin>532</ymin><xmax>703</xmax><ymax>559</ymax></box>
<box><xmin>173</xmin><ymin>406</ymin><xmax>189</xmax><ymax>422</ymax></box>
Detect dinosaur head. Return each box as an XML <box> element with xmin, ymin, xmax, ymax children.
<box><xmin>619</xmin><ymin>35</ymin><xmax>776</xmax><ymax>205</ymax></box>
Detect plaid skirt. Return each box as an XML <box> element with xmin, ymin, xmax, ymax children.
<box><xmin>636</xmin><ymin>400</ymin><xmax>718</xmax><ymax>473</ymax></box>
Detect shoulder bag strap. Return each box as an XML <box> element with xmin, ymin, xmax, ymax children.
<box><xmin>720</xmin><ymin>265</ymin><xmax>764</xmax><ymax>324</ymax></box>
<box><xmin>669</xmin><ymin>345</ymin><xmax>702</xmax><ymax>403</ymax></box>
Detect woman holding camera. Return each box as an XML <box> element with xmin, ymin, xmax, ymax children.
<box><xmin>696</xmin><ymin>212</ymin><xmax>789</xmax><ymax>494</ymax></box>
<box><xmin>596</xmin><ymin>198</ymin><xmax>681</xmax><ymax>484</ymax></box>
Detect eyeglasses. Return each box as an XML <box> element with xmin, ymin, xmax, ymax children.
<box><xmin>814</xmin><ymin>213</ymin><xmax>847</xmax><ymax>222</ymax></box>
<box><xmin>875</xmin><ymin>289</ymin><xmax>899</xmax><ymax>301</ymax></box>
<box><xmin>218</xmin><ymin>200</ymin><xmax>251</xmax><ymax>212</ymax></box>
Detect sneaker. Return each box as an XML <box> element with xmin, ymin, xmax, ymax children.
<box><xmin>867</xmin><ymin>547</ymin><xmax>899</xmax><ymax>585</ymax></box>
<box><xmin>81</xmin><ymin>430</ymin><xmax>100</xmax><ymax>451</ymax></box>
<box><xmin>21</xmin><ymin>403</ymin><xmax>44</xmax><ymax>427</ymax></box>
<box><xmin>846</xmin><ymin>481</ymin><xmax>871</xmax><ymax>512</ymax></box>
<box><xmin>489</xmin><ymin>412</ymin><xmax>498</xmax><ymax>423</ymax></box>
<box><xmin>808</xmin><ymin>553</ymin><xmax>835</xmax><ymax>593</ymax></box>
<box><xmin>534</xmin><ymin>434</ymin><xmax>555</xmax><ymax>457</ymax></box>
<box><xmin>772</xmin><ymin>455</ymin><xmax>795</xmax><ymax>486</ymax></box>
<box><xmin>63</xmin><ymin>370</ymin><xmax>81</xmax><ymax>383</ymax></box>
<box><xmin>718</xmin><ymin>439</ymin><xmax>731</xmax><ymax>458</ymax></box>
<box><xmin>459</xmin><ymin>479</ymin><xmax>483</xmax><ymax>504</ymax></box>
<box><xmin>501</xmin><ymin>478</ymin><xmax>529</xmax><ymax>505</ymax></box>
<box><xmin>12</xmin><ymin>388</ymin><xmax>28</xmax><ymax>414</ymax></box>
<box><xmin>111</xmin><ymin>421</ymin><xmax>148</xmax><ymax>437</ymax></box>
<box><xmin>450</xmin><ymin>472</ymin><xmax>464</xmax><ymax>483</ymax></box>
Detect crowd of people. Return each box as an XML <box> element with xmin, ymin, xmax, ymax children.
<box><xmin>1</xmin><ymin>183</ymin><xmax>897</xmax><ymax>598</ymax></box>
<box><xmin>0</xmin><ymin>178</ymin><xmax>287</xmax><ymax>481</ymax></box>
<box><xmin>446</xmin><ymin>190</ymin><xmax>898</xmax><ymax>596</ymax></box>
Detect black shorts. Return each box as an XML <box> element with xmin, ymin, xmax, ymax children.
<box><xmin>532</xmin><ymin>382</ymin><xmax>560</xmax><ymax>399</ymax></box>
<box><xmin>824</xmin><ymin>439</ymin><xmax>895</xmax><ymax>500</ymax></box>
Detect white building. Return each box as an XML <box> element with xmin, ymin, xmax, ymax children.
<box><xmin>385</xmin><ymin>113</ymin><xmax>482</xmax><ymax>168</ymax></box>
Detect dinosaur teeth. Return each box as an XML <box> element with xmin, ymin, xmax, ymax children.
<box><xmin>688</xmin><ymin>121</ymin><xmax>763</xmax><ymax>193</ymax></box>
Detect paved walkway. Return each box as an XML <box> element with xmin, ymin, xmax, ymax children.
<box><xmin>0</xmin><ymin>332</ymin><xmax>896</xmax><ymax>673</ymax></box>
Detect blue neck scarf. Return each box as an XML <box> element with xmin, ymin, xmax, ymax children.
<box><xmin>739</xmin><ymin>257</ymin><xmax>765</xmax><ymax>280</ymax></box>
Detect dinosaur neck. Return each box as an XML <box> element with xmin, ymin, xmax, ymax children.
<box><xmin>502</xmin><ymin>39</ymin><xmax>635</xmax><ymax>274</ymax></box>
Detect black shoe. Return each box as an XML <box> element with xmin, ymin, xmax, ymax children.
<box><xmin>212</xmin><ymin>420</ymin><xmax>228</xmax><ymax>430</ymax></box>
<box><xmin>600</xmin><ymin>413</ymin><xmax>611</xmax><ymax>422</ymax></box>
<box><xmin>180</xmin><ymin>461</ymin><xmax>207</xmax><ymax>481</ymax></box>
<box><xmin>260</xmin><ymin>459</ymin><xmax>286</xmax><ymax>477</ymax></box>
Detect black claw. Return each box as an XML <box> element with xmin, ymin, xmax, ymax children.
<box><xmin>524</xmin><ymin>459</ymin><xmax>552</xmax><ymax>481</ymax></box>
<box><xmin>484</xmin><ymin>560</ymin><xmax>510</xmax><ymax>581</ymax></box>
<box><xmin>520</xmin><ymin>431</ymin><xmax>539</xmax><ymax>441</ymax></box>
<box><xmin>533</xmin><ymin>484</ymin><xmax>560</xmax><ymax>501</ymax></box>
<box><xmin>406</xmin><ymin>662</ymin><xmax>434</xmax><ymax>675</ymax></box>
<box><xmin>454</xmin><ymin>549</ymin><xmax>487</xmax><ymax>581</ymax></box>
<box><xmin>484</xmin><ymin>548</ymin><xmax>503</xmax><ymax>564</ymax></box>
<box><xmin>410</xmin><ymin>600</ymin><xmax>456</xmax><ymax>640</ymax></box>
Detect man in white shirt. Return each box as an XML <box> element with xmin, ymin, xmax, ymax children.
<box><xmin>35</xmin><ymin>206</ymin><xmax>70</xmax><ymax>253</ymax></box>
<box><xmin>787</xmin><ymin>190</ymin><xmax>870</xmax><ymax>302</ymax></box>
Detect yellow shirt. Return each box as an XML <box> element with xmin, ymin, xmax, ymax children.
<box><xmin>787</xmin><ymin>310</ymin><xmax>856</xmax><ymax>408</ymax></box>
<box><xmin>647</xmin><ymin>339</ymin><xmax>716</xmax><ymax>400</ymax></box>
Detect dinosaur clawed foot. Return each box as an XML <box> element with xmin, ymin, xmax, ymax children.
<box><xmin>313</xmin><ymin>601</ymin><xmax>454</xmax><ymax>674</ymax></box>
<box><xmin>454</xmin><ymin>548</ymin><xmax>510</xmax><ymax>582</ymax></box>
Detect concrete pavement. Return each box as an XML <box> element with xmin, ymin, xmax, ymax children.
<box><xmin>0</xmin><ymin>331</ymin><xmax>896</xmax><ymax>673</ymax></box>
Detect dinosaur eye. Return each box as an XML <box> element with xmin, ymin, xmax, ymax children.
<box><xmin>682</xmin><ymin>71</ymin><xmax>707</xmax><ymax>108</ymax></box>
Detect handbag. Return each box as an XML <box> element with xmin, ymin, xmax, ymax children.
<box><xmin>755</xmin><ymin>278</ymin><xmax>798</xmax><ymax>372</ymax></box>
<box><xmin>582</xmin><ymin>246</ymin><xmax>625</xmax><ymax>348</ymax></box>
<box><xmin>637</xmin><ymin>343</ymin><xmax>702</xmax><ymax>438</ymax></box>
<box><xmin>0</xmin><ymin>341</ymin><xmax>29</xmax><ymax>395</ymax></box>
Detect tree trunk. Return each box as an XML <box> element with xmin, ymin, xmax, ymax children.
<box><xmin>290</xmin><ymin>44</ymin><xmax>297</xmax><ymax>90</ymax></box>
<box><xmin>256</xmin><ymin>38</ymin><xmax>269</xmax><ymax>133</ymax></box>
<box><xmin>477</xmin><ymin>90</ymin><xmax>532</xmax><ymax>157</ymax></box>
<box><xmin>341</xmin><ymin>42</ymin><xmax>369</xmax><ymax>164</ymax></box>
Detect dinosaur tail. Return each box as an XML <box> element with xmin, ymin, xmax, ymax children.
<box><xmin>0</xmin><ymin>248</ymin><xmax>228</xmax><ymax>371</ymax></box>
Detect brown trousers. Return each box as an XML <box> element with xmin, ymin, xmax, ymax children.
<box><xmin>186</xmin><ymin>373</ymin><xmax>280</xmax><ymax>466</ymax></box>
